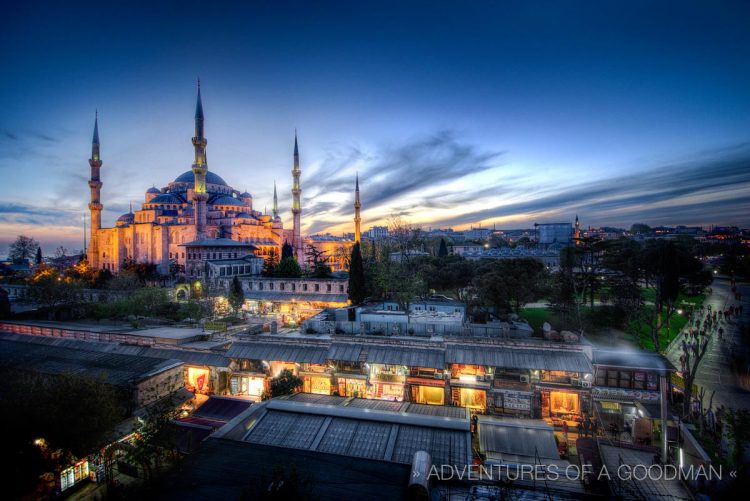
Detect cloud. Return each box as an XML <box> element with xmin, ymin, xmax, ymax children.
<box><xmin>428</xmin><ymin>142</ymin><xmax>750</xmax><ymax>228</ymax></box>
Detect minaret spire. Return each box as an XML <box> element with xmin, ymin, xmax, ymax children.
<box><xmin>273</xmin><ymin>180</ymin><xmax>279</xmax><ymax>219</ymax></box>
<box><xmin>191</xmin><ymin>80</ymin><xmax>208</xmax><ymax>239</ymax></box>
<box><xmin>354</xmin><ymin>172</ymin><xmax>361</xmax><ymax>243</ymax></box>
<box><xmin>87</xmin><ymin>112</ymin><xmax>103</xmax><ymax>268</ymax></box>
<box><xmin>291</xmin><ymin>130</ymin><xmax>302</xmax><ymax>259</ymax></box>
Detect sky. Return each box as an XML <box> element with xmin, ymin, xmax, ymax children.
<box><xmin>1</xmin><ymin>0</ymin><xmax>749</xmax><ymax>254</ymax></box>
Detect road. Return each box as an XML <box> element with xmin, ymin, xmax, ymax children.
<box><xmin>665</xmin><ymin>276</ymin><xmax>750</xmax><ymax>412</ymax></box>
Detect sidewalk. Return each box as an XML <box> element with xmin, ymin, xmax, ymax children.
<box><xmin>664</xmin><ymin>277</ymin><xmax>750</xmax><ymax>412</ymax></box>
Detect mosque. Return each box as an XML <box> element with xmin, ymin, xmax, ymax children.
<box><xmin>85</xmin><ymin>83</ymin><xmax>316</xmax><ymax>276</ymax></box>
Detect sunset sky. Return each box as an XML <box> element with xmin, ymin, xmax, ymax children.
<box><xmin>1</xmin><ymin>1</ymin><xmax>749</xmax><ymax>254</ymax></box>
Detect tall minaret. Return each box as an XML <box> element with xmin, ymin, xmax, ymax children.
<box><xmin>87</xmin><ymin>112</ymin><xmax>103</xmax><ymax>268</ymax></box>
<box><xmin>354</xmin><ymin>172</ymin><xmax>361</xmax><ymax>243</ymax></box>
<box><xmin>192</xmin><ymin>80</ymin><xmax>208</xmax><ymax>239</ymax></box>
<box><xmin>574</xmin><ymin>214</ymin><xmax>581</xmax><ymax>244</ymax></box>
<box><xmin>291</xmin><ymin>131</ymin><xmax>302</xmax><ymax>258</ymax></box>
<box><xmin>272</xmin><ymin>180</ymin><xmax>279</xmax><ymax>220</ymax></box>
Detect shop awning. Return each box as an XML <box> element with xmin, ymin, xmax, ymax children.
<box><xmin>446</xmin><ymin>345</ymin><xmax>592</xmax><ymax>373</ymax></box>
<box><xmin>227</xmin><ymin>342</ymin><xmax>328</xmax><ymax>364</ymax></box>
<box><xmin>365</xmin><ymin>346</ymin><xmax>445</xmax><ymax>369</ymax></box>
<box><xmin>478</xmin><ymin>416</ymin><xmax>560</xmax><ymax>463</ymax></box>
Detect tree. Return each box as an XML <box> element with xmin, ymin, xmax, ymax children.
<box><xmin>8</xmin><ymin>235</ymin><xmax>39</xmax><ymax>262</ymax></box>
<box><xmin>348</xmin><ymin>243</ymin><xmax>366</xmax><ymax>305</ymax></box>
<box><xmin>0</xmin><ymin>369</ymin><xmax>123</xmax><ymax>498</ymax></box>
<box><xmin>263</xmin><ymin>247</ymin><xmax>279</xmax><ymax>277</ymax></box>
<box><xmin>305</xmin><ymin>244</ymin><xmax>332</xmax><ymax>277</ymax></box>
<box><xmin>438</xmin><ymin>238</ymin><xmax>448</xmax><ymax>258</ymax></box>
<box><xmin>275</xmin><ymin>257</ymin><xmax>302</xmax><ymax>278</ymax></box>
<box><xmin>54</xmin><ymin>246</ymin><xmax>68</xmax><ymax>259</ymax></box>
<box><xmin>127</xmin><ymin>286</ymin><xmax>170</xmax><ymax>317</ymax></box>
<box><xmin>630</xmin><ymin>223</ymin><xmax>652</xmax><ymax>235</ymax></box>
<box><xmin>34</xmin><ymin>247</ymin><xmax>43</xmax><ymax>265</ymax></box>
<box><xmin>26</xmin><ymin>267</ymin><xmax>82</xmax><ymax>317</ymax></box>
<box><xmin>473</xmin><ymin>259</ymin><xmax>548</xmax><ymax>315</ymax></box>
<box><xmin>228</xmin><ymin>276</ymin><xmax>245</xmax><ymax>313</ymax></box>
<box><xmin>263</xmin><ymin>369</ymin><xmax>302</xmax><ymax>399</ymax></box>
<box><xmin>122</xmin><ymin>258</ymin><xmax>159</xmax><ymax>283</ymax></box>
<box><xmin>281</xmin><ymin>242</ymin><xmax>294</xmax><ymax>260</ymax></box>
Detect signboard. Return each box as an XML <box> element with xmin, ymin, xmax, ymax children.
<box><xmin>591</xmin><ymin>387</ymin><xmax>660</xmax><ymax>401</ymax></box>
<box><xmin>494</xmin><ymin>389</ymin><xmax>532</xmax><ymax>411</ymax></box>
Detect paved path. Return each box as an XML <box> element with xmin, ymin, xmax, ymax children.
<box><xmin>665</xmin><ymin>277</ymin><xmax>750</xmax><ymax>412</ymax></box>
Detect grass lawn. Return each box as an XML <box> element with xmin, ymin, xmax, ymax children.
<box><xmin>629</xmin><ymin>291</ymin><xmax>705</xmax><ymax>351</ymax></box>
<box><xmin>519</xmin><ymin>307</ymin><xmax>552</xmax><ymax>333</ymax></box>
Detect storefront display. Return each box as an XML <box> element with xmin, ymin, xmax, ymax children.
<box><xmin>550</xmin><ymin>391</ymin><xmax>579</xmax><ymax>415</ymax></box>
<box><xmin>414</xmin><ymin>385</ymin><xmax>445</xmax><ymax>405</ymax></box>
<box><xmin>303</xmin><ymin>375</ymin><xmax>332</xmax><ymax>395</ymax></box>
<box><xmin>337</xmin><ymin>376</ymin><xmax>367</xmax><ymax>397</ymax></box>
<box><xmin>457</xmin><ymin>387</ymin><xmax>487</xmax><ymax>410</ymax></box>
<box><xmin>186</xmin><ymin>367</ymin><xmax>211</xmax><ymax>393</ymax></box>
<box><xmin>230</xmin><ymin>374</ymin><xmax>266</xmax><ymax>399</ymax></box>
<box><xmin>60</xmin><ymin>459</ymin><xmax>89</xmax><ymax>492</ymax></box>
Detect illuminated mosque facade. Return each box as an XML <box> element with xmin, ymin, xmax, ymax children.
<box><xmin>86</xmin><ymin>84</ymin><xmax>307</xmax><ymax>275</ymax></box>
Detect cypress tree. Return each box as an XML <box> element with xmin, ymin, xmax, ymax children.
<box><xmin>348</xmin><ymin>242</ymin><xmax>366</xmax><ymax>305</ymax></box>
<box><xmin>438</xmin><ymin>238</ymin><xmax>448</xmax><ymax>258</ymax></box>
<box><xmin>35</xmin><ymin>246</ymin><xmax>43</xmax><ymax>265</ymax></box>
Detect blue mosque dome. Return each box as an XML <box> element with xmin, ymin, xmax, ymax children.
<box><xmin>149</xmin><ymin>193</ymin><xmax>184</xmax><ymax>204</ymax></box>
<box><xmin>146</xmin><ymin>186</ymin><xmax>161</xmax><ymax>194</ymax></box>
<box><xmin>116</xmin><ymin>212</ymin><xmax>134</xmax><ymax>223</ymax></box>
<box><xmin>174</xmin><ymin>170</ymin><xmax>228</xmax><ymax>186</ymax></box>
<box><xmin>212</xmin><ymin>195</ymin><xmax>244</xmax><ymax>206</ymax></box>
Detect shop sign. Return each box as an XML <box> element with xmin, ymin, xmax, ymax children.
<box><xmin>592</xmin><ymin>387</ymin><xmax>660</xmax><ymax>401</ymax></box>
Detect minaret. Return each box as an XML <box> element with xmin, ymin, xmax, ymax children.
<box><xmin>87</xmin><ymin>112</ymin><xmax>103</xmax><ymax>268</ymax></box>
<box><xmin>354</xmin><ymin>172</ymin><xmax>361</xmax><ymax>243</ymax></box>
<box><xmin>574</xmin><ymin>214</ymin><xmax>581</xmax><ymax>244</ymax></box>
<box><xmin>272</xmin><ymin>180</ymin><xmax>279</xmax><ymax>220</ymax></box>
<box><xmin>192</xmin><ymin>80</ymin><xmax>208</xmax><ymax>240</ymax></box>
<box><xmin>291</xmin><ymin>131</ymin><xmax>302</xmax><ymax>258</ymax></box>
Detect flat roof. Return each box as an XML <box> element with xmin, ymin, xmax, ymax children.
<box><xmin>478</xmin><ymin>416</ymin><xmax>560</xmax><ymax>462</ymax></box>
<box><xmin>593</xmin><ymin>349</ymin><xmax>676</xmax><ymax>372</ymax></box>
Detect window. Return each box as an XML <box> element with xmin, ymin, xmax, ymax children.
<box><xmin>327</xmin><ymin>284</ymin><xmax>332</xmax><ymax>292</ymax></box>
<box><xmin>303</xmin><ymin>284</ymin><xmax>308</xmax><ymax>291</ymax></box>
<box><xmin>280</xmin><ymin>283</ymin><xmax>285</xmax><ymax>291</ymax></box>
<box><xmin>292</xmin><ymin>283</ymin><xmax>296</xmax><ymax>291</ymax></box>
<box><xmin>269</xmin><ymin>283</ymin><xmax>274</xmax><ymax>290</ymax></box>
<box><xmin>182</xmin><ymin>252</ymin><xmax>185</xmax><ymax>258</ymax></box>
<box><xmin>315</xmin><ymin>284</ymin><xmax>320</xmax><ymax>292</ymax></box>
<box><xmin>259</xmin><ymin>283</ymin><xmax>264</xmax><ymax>291</ymax></box>
<box><xmin>339</xmin><ymin>285</ymin><xmax>344</xmax><ymax>292</ymax></box>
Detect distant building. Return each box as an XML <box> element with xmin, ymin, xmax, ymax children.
<box><xmin>365</xmin><ymin>226</ymin><xmax>389</xmax><ymax>240</ymax></box>
<box><xmin>536</xmin><ymin>223</ymin><xmax>573</xmax><ymax>245</ymax></box>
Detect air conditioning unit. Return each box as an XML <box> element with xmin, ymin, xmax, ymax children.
<box><xmin>433</xmin><ymin>371</ymin><xmax>443</xmax><ymax>379</ymax></box>
<box><xmin>520</xmin><ymin>375</ymin><xmax>530</xmax><ymax>383</ymax></box>
<box><xmin>580</xmin><ymin>381</ymin><xmax>592</xmax><ymax>388</ymax></box>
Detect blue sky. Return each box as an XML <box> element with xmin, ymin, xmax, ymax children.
<box><xmin>1</xmin><ymin>0</ymin><xmax>749</xmax><ymax>253</ymax></box>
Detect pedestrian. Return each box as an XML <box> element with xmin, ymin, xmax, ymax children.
<box><xmin>718</xmin><ymin>327</ymin><xmax>723</xmax><ymax>340</ymax></box>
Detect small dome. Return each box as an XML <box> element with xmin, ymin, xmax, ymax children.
<box><xmin>212</xmin><ymin>195</ymin><xmax>244</xmax><ymax>206</ymax></box>
<box><xmin>174</xmin><ymin>170</ymin><xmax>228</xmax><ymax>186</ymax></box>
<box><xmin>149</xmin><ymin>193</ymin><xmax>184</xmax><ymax>204</ymax></box>
<box><xmin>240</xmin><ymin>191</ymin><xmax>252</xmax><ymax>198</ymax></box>
<box><xmin>117</xmin><ymin>212</ymin><xmax>134</xmax><ymax>223</ymax></box>
<box><xmin>146</xmin><ymin>186</ymin><xmax>161</xmax><ymax>194</ymax></box>
<box><xmin>235</xmin><ymin>212</ymin><xmax>255</xmax><ymax>219</ymax></box>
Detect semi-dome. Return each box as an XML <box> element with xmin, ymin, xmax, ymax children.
<box><xmin>149</xmin><ymin>193</ymin><xmax>184</xmax><ymax>204</ymax></box>
<box><xmin>173</xmin><ymin>170</ymin><xmax>228</xmax><ymax>186</ymax></box>
<box><xmin>212</xmin><ymin>195</ymin><xmax>244</xmax><ymax>206</ymax></box>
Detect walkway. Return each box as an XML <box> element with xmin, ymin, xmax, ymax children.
<box><xmin>665</xmin><ymin>276</ymin><xmax>750</xmax><ymax>412</ymax></box>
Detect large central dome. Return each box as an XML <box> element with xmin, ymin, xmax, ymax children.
<box><xmin>174</xmin><ymin>170</ymin><xmax>228</xmax><ymax>186</ymax></box>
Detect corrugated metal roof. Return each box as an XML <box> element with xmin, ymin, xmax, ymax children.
<box><xmin>242</xmin><ymin>401</ymin><xmax>471</xmax><ymax>467</ymax></box>
<box><xmin>327</xmin><ymin>343</ymin><xmax>362</xmax><ymax>362</ymax></box>
<box><xmin>365</xmin><ymin>346</ymin><xmax>445</xmax><ymax>369</ymax></box>
<box><xmin>405</xmin><ymin>403</ymin><xmax>468</xmax><ymax>419</ymax></box>
<box><xmin>144</xmin><ymin>348</ymin><xmax>230</xmax><ymax>367</ymax></box>
<box><xmin>227</xmin><ymin>342</ymin><xmax>328</xmax><ymax>364</ymax></box>
<box><xmin>0</xmin><ymin>339</ymin><xmax>182</xmax><ymax>386</ymax></box>
<box><xmin>446</xmin><ymin>345</ymin><xmax>592</xmax><ymax>373</ymax></box>
<box><xmin>0</xmin><ymin>332</ymin><xmax>149</xmax><ymax>355</ymax></box>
